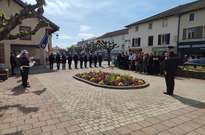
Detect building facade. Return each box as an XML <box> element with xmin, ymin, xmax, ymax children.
<box><xmin>178</xmin><ymin>7</ymin><xmax>205</xmax><ymax>58</ymax></box>
<box><xmin>127</xmin><ymin>16</ymin><xmax>178</xmax><ymax>54</ymax></box>
<box><xmin>126</xmin><ymin>0</ymin><xmax>205</xmax><ymax>55</ymax></box>
<box><xmin>0</xmin><ymin>0</ymin><xmax>59</xmax><ymax>68</ymax></box>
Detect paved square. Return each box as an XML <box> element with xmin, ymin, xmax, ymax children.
<box><xmin>0</xmin><ymin>67</ymin><xmax>205</xmax><ymax>135</ymax></box>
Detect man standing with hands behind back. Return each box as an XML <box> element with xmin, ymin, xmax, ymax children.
<box><xmin>164</xmin><ymin>51</ymin><xmax>178</xmax><ymax>96</ymax></box>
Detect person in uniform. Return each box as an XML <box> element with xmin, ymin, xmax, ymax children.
<box><xmin>79</xmin><ymin>54</ymin><xmax>84</xmax><ymax>69</ymax></box>
<box><xmin>10</xmin><ymin>52</ymin><xmax>17</xmax><ymax>76</ymax></box>
<box><xmin>89</xmin><ymin>53</ymin><xmax>93</xmax><ymax>68</ymax></box>
<box><xmin>98</xmin><ymin>54</ymin><xmax>103</xmax><ymax>67</ymax></box>
<box><xmin>56</xmin><ymin>53</ymin><xmax>61</xmax><ymax>70</ymax></box>
<box><xmin>67</xmin><ymin>54</ymin><xmax>72</xmax><ymax>69</ymax></box>
<box><xmin>48</xmin><ymin>53</ymin><xmax>54</xmax><ymax>70</ymax></box>
<box><xmin>164</xmin><ymin>52</ymin><xmax>178</xmax><ymax>96</ymax></box>
<box><xmin>62</xmin><ymin>53</ymin><xmax>67</xmax><ymax>70</ymax></box>
<box><xmin>18</xmin><ymin>50</ymin><xmax>30</xmax><ymax>88</ymax></box>
<box><xmin>73</xmin><ymin>53</ymin><xmax>78</xmax><ymax>69</ymax></box>
<box><xmin>83</xmin><ymin>54</ymin><xmax>88</xmax><ymax>68</ymax></box>
<box><xmin>93</xmin><ymin>54</ymin><xmax>98</xmax><ymax>67</ymax></box>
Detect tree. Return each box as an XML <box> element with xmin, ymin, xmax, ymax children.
<box><xmin>0</xmin><ymin>0</ymin><xmax>48</xmax><ymax>41</ymax></box>
<box><xmin>97</xmin><ymin>40</ymin><xmax>119</xmax><ymax>66</ymax></box>
<box><xmin>67</xmin><ymin>45</ymin><xmax>83</xmax><ymax>54</ymax></box>
<box><xmin>84</xmin><ymin>42</ymin><xmax>99</xmax><ymax>54</ymax></box>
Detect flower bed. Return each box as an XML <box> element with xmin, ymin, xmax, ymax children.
<box><xmin>73</xmin><ymin>71</ymin><xmax>149</xmax><ymax>89</ymax></box>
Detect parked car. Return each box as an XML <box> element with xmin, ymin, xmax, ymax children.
<box><xmin>185</xmin><ymin>58</ymin><xmax>205</xmax><ymax>66</ymax></box>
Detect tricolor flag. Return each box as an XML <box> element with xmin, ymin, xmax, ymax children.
<box><xmin>40</xmin><ymin>32</ymin><xmax>49</xmax><ymax>52</ymax></box>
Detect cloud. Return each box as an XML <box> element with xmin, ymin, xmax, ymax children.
<box><xmin>80</xmin><ymin>25</ymin><xmax>91</xmax><ymax>32</ymax></box>
<box><xmin>78</xmin><ymin>33</ymin><xmax>96</xmax><ymax>39</ymax></box>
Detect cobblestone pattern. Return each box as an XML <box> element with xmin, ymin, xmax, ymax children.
<box><xmin>36</xmin><ymin>67</ymin><xmax>205</xmax><ymax>135</ymax></box>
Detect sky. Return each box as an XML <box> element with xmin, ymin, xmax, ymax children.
<box><xmin>23</xmin><ymin>0</ymin><xmax>195</xmax><ymax>48</ymax></box>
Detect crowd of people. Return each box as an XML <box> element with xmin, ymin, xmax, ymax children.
<box><xmin>115</xmin><ymin>50</ymin><xmax>178</xmax><ymax>95</ymax></box>
<box><xmin>116</xmin><ymin>51</ymin><xmax>175</xmax><ymax>75</ymax></box>
<box><xmin>48</xmin><ymin>53</ymin><xmax>103</xmax><ymax>70</ymax></box>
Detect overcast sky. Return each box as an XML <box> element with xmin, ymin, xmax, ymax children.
<box><xmin>24</xmin><ymin>0</ymin><xmax>195</xmax><ymax>48</ymax></box>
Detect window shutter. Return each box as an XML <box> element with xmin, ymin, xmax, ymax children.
<box><xmin>158</xmin><ymin>35</ymin><xmax>161</xmax><ymax>45</ymax></box>
<box><xmin>183</xmin><ymin>29</ymin><xmax>187</xmax><ymax>40</ymax></box>
<box><xmin>138</xmin><ymin>38</ymin><xmax>141</xmax><ymax>47</ymax></box>
<box><xmin>165</xmin><ymin>34</ymin><xmax>170</xmax><ymax>44</ymax></box>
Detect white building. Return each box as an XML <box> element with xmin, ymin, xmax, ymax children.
<box><xmin>98</xmin><ymin>29</ymin><xmax>129</xmax><ymax>54</ymax></box>
<box><xmin>126</xmin><ymin>0</ymin><xmax>205</xmax><ymax>55</ymax></box>
<box><xmin>178</xmin><ymin>0</ymin><xmax>205</xmax><ymax>58</ymax></box>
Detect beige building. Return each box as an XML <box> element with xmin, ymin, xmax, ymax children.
<box><xmin>0</xmin><ymin>0</ymin><xmax>59</xmax><ymax>68</ymax></box>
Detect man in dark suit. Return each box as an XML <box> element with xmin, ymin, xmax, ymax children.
<box><xmin>49</xmin><ymin>53</ymin><xmax>54</xmax><ymax>70</ymax></box>
<box><xmin>89</xmin><ymin>53</ymin><xmax>93</xmax><ymax>68</ymax></box>
<box><xmin>79</xmin><ymin>54</ymin><xmax>84</xmax><ymax>69</ymax></box>
<box><xmin>56</xmin><ymin>53</ymin><xmax>61</xmax><ymax>70</ymax></box>
<box><xmin>164</xmin><ymin>52</ymin><xmax>178</xmax><ymax>96</ymax></box>
<box><xmin>98</xmin><ymin>54</ymin><xmax>103</xmax><ymax>67</ymax></box>
<box><xmin>83</xmin><ymin>54</ymin><xmax>88</xmax><ymax>68</ymax></box>
<box><xmin>73</xmin><ymin>54</ymin><xmax>78</xmax><ymax>69</ymax></box>
<box><xmin>93</xmin><ymin>54</ymin><xmax>98</xmax><ymax>67</ymax></box>
<box><xmin>62</xmin><ymin>53</ymin><xmax>67</xmax><ymax>70</ymax></box>
<box><xmin>67</xmin><ymin>54</ymin><xmax>72</xmax><ymax>69</ymax></box>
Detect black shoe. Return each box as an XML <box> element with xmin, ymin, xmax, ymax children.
<box><xmin>163</xmin><ymin>92</ymin><xmax>169</xmax><ymax>95</ymax></box>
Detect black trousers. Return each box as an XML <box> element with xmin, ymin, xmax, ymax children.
<box><xmin>57</xmin><ymin>62</ymin><xmax>60</xmax><ymax>70</ymax></box>
<box><xmin>74</xmin><ymin>61</ymin><xmax>78</xmax><ymax>69</ymax></box>
<box><xmin>49</xmin><ymin>62</ymin><xmax>53</xmax><ymax>70</ymax></box>
<box><xmin>84</xmin><ymin>61</ymin><xmax>87</xmax><ymax>68</ymax></box>
<box><xmin>89</xmin><ymin>61</ymin><xmax>92</xmax><ymax>68</ymax></box>
<box><xmin>68</xmin><ymin>62</ymin><xmax>72</xmax><ymax>69</ymax></box>
<box><xmin>80</xmin><ymin>62</ymin><xmax>83</xmax><ymax>68</ymax></box>
<box><xmin>165</xmin><ymin>73</ymin><xmax>175</xmax><ymax>95</ymax></box>
<box><xmin>99</xmin><ymin>61</ymin><xmax>102</xmax><ymax>67</ymax></box>
<box><xmin>94</xmin><ymin>62</ymin><xmax>97</xmax><ymax>67</ymax></box>
<box><xmin>21</xmin><ymin>68</ymin><xmax>29</xmax><ymax>88</ymax></box>
<box><xmin>11</xmin><ymin>65</ymin><xmax>15</xmax><ymax>75</ymax></box>
<box><xmin>62</xmin><ymin>63</ymin><xmax>66</xmax><ymax>70</ymax></box>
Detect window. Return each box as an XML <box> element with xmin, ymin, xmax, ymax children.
<box><xmin>148</xmin><ymin>36</ymin><xmax>154</xmax><ymax>46</ymax></box>
<box><xmin>189</xmin><ymin>13</ymin><xmax>195</xmax><ymax>21</ymax></box>
<box><xmin>148</xmin><ymin>23</ymin><xmax>152</xmax><ymax>29</ymax></box>
<box><xmin>0</xmin><ymin>44</ymin><xmax>5</xmax><ymax>64</ymax></box>
<box><xmin>183</xmin><ymin>26</ymin><xmax>203</xmax><ymax>40</ymax></box>
<box><xmin>135</xmin><ymin>25</ymin><xmax>139</xmax><ymax>32</ymax></box>
<box><xmin>19</xmin><ymin>26</ymin><xmax>32</xmax><ymax>40</ymax></box>
<box><xmin>132</xmin><ymin>38</ymin><xmax>141</xmax><ymax>47</ymax></box>
<box><xmin>162</xmin><ymin>18</ymin><xmax>168</xmax><ymax>28</ymax></box>
<box><xmin>158</xmin><ymin>33</ymin><xmax>170</xmax><ymax>45</ymax></box>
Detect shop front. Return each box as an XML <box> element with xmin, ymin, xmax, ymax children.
<box><xmin>152</xmin><ymin>46</ymin><xmax>177</xmax><ymax>55</ymax></box>
<box><xmin>178</xmin><ymin>41</ymin><xmax>205</xmax><ymax>58</ymax></box>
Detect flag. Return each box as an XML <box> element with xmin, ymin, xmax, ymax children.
<box><xmin>40</xmin><ymin>32</ymin><xmax>49</xmax><ymax>52</ymax></box>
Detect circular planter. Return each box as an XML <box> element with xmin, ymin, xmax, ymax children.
<box><xmin>73</xmin><ymin>75</ymin><xmax>150</xmax><ymax>90</ymax></box>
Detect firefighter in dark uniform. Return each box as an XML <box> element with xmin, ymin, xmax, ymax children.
<box><xmin>62</xmin><ymin>53</ymin><xmax>67</xmax><ymax>70</ymax></box>
<box><xmin>164</xmin><ymin>52</ymin><xmax>178</xmax><ymax>96</ymax></box>
<box><xmin>83</xmin><ymin>54</ymin><xmax>88</xmax><ymax>68</ymax></box>
<box><xmin>89</xmin><ymin>53</ymin><xmax>93</xmax><ymax>68</ymax></box>
<box><xmin>67</xmin><ymin>54</ymin><xmax>72</xmax><ymax>69</ymax></box>
<box><xmin>49</xmin><ymin>53</ymin><xmax>54</xmax><ymax>70</ymax></box>
<box><xmin>18</xmin><ymin>50</ymin><xmax>30</xmax><ymax>88</ymax></box>
<box><xmin>73</xmin><ymin>53</ymin><xmax>78</xmax><ymax>69</ymax></box>
<box><xmin>56</xmin><ymin>53</ymin><xmax>61</xmax><ymax>70</ymax></box>
<box><xmin>98</xmin><ymin>54</ymin><xmax>103</xmax><ymax>67</ymax></box>
<box><xmin>79</xmin><ymin>54</ymin><xmax>84</xmax><ymax>69</ymax></box>
<box><xmin>93</xmin><ymin>54</ymin><xmax>98</xmax><ymax>67</ymax></box>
